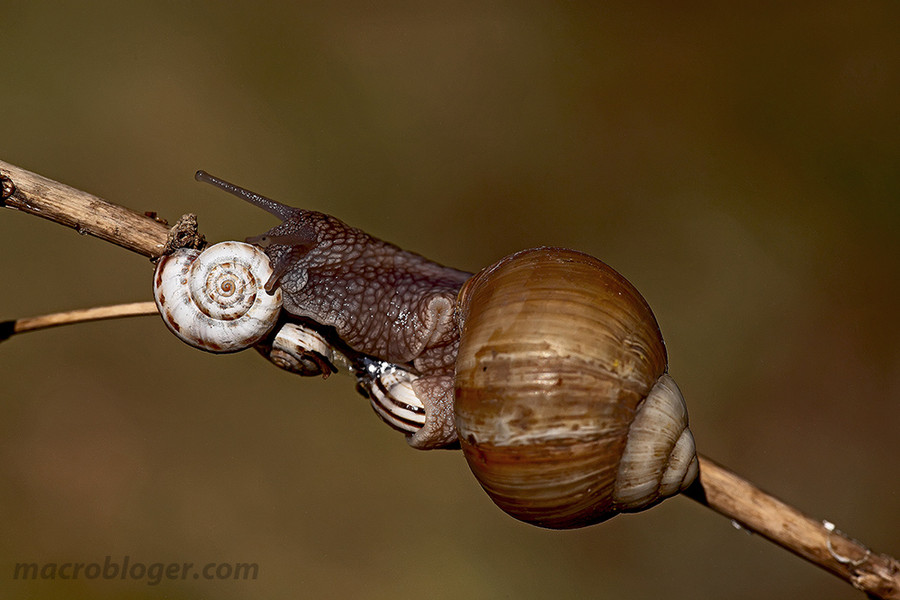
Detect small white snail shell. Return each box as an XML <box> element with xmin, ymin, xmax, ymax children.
<box><xmin>266</xmin><ymin>322</ymin><xmax>344</xmax><ymax>376</ymax></box>
<box><xmin>153</xmin><ymin>241</ymin><xmax>282</xmax><ymax>353</ymax></box>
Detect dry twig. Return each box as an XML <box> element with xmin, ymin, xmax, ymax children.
<box><xmin>0</xmin><ymin>301</ymin><xmax>158</xmax><ymax>342</ymax></box>
<box><xmin>0</xmin><ymin>160</ymin><xmax>170</xmax><ymax>258</ymax></box>
<box><xmin>2</xmin><ymin>158</ymin><xmax>898</xmax><ymax>598</ymax></box>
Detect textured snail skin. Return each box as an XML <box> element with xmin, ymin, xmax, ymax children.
<box><xmin>454</xmin><ymin>247</ymin><xmax>698</xmax><ymax>529</ymax></box>
<box><xmin>153</xmin><ymin>241</ymin><xmax>283</xmax><ymax>353</ymax></box>
<box><xmin>234</xmin><ymin>189</ymin><xmax>471</xmax><ymax>449</ymax></box>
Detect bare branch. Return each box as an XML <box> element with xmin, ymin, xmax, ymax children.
<box><xmin>0</xmin><ymin>301</ymin><xmax>159</xmax><ymax>342</ymax></box>
<box><xmin>689</xmin><ymin>456</ymin><xmax>900</xmax><ymax>599</ymax></box>
<box><xmin>1</xmin><ymin>159</ymin><xmax>171</xmax><ymax>259</ymax></box>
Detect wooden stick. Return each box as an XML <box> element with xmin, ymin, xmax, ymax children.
<box><xmin>2</xmin><ymin>158</ymin><xmax>898</xmax><ymax>597</ymax></box>
<box><xmin>0</xmin><ymin>159</ymin><xmax>170</xmax><ymax>258</ymax></box>
<box><xmin>687</xmin><ymin>456</ymin><xmax>900</xmax><ymax>599</ymax></box>
<box><xmin>0</xmin><ymin>302</ymin><xmax>159</xmax><ymax>341</ymax></box>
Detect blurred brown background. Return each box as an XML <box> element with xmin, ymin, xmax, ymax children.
<box><xmin>1</xmin><ymin>2</ymin><xmax>898</xmax><ymax>599</ymax></box>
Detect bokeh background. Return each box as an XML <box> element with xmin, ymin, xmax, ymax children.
<box><xmin>1</xmin><ymin>2</ymin><xmax>898</xmax><ymax>599</ymax></box>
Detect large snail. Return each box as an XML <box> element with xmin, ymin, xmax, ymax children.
<box><xmin>454</xmin><ymin>248</ymin><xmax>697</xmax><ymax>528</ymax></box>
<box><xmin>152</xmin><ymin>172</ymin><xmax>698</xmax><ymax>529</ymax></box>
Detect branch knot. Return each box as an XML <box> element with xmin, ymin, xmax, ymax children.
<box><xmin>162</xmin><ymin>213</ymin><xmax>207</xmax><ymax>256</ymax></box>
<box><xmin>1</xmin><ymin>172</ymin><xmax>16</xmax><ymax>205</ymax></box>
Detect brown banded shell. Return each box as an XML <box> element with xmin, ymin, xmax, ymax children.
<box><xmin>454</xmin><ymin>247</ymin><xmax>697</xmax><ymax>529</ymax></box>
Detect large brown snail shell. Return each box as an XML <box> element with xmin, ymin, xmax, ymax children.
<box><xmin>454</xmin><ymin>247</ymin><xmax>698</xmax><ymax>529</ymax></box>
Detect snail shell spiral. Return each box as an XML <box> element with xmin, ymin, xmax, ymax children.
<box><xmin>153</xmin><ymin>241</ymin><xmax>283</xmax><ymax>353</ymax></box>
<box><xmin>454</xmin><ymin>247</ymin><xmax>698</xmax><ymax>529</ymax></box>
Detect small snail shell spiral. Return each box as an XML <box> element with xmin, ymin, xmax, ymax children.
<box><xmin>263</xmin><ymin>322</ymin><xmax>342</xmax><ymax>377</ymax></box>
<box><xmin>153</xmin><ymin>241</ymin><xmax>283</xmax><ymax>353</ymax></box>
<box><xmin>454</xmin><ymin>247</ymin><xmax>698</xmax><ymax>529</ymax></box>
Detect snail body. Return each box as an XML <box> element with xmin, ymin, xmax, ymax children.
<box><xmin>161</xmin><ymin>173</ymin><xmax>698</xmax><ymax>529</ymax></box>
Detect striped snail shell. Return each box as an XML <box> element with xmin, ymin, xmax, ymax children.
<box><xmin>263</xmin><ymin>321</ymin><xmax>343</xmax><ymax>377</ymax></box>
<box><xmin>359</xmin><ymin>364</ymin><xmax>426</xmax><ymax>435</ymax></box>
<box><xmin>153</xmin><ymin>241</ymin><xmax>282</xmax><ymax>353</ymax></box>
<box><xmin>454</xmin><ymin>247</ymin><xmax>698</xmax><ymax>529</ymax></box>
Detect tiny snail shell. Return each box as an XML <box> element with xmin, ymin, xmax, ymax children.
<box><xmin>361</xmin><ymin>366</ymin><xmax>425</xmax><ymax>435</ymax></box>
<box><xmin>454</xmin><ymin>247</ymin><xmax>698</xmax><ymax>529</ymax></box>
<box><xmin>153</xmin><ymin>241</ymin><xmax>283</xmax><ymax>353</ymax></box>
<box><xmin>263</xmin><ymin>322</ymin><xmax>343</xmax><ymax>377</ymax></box>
